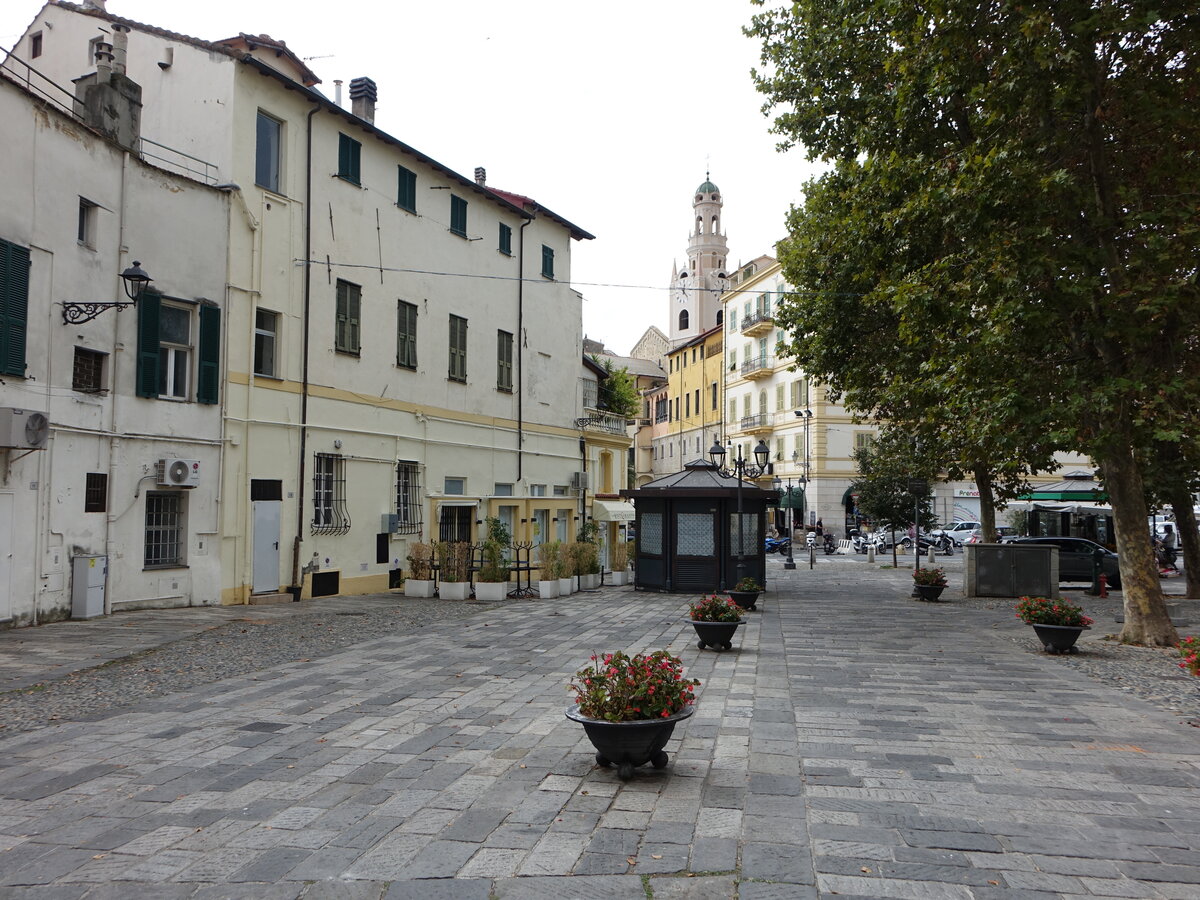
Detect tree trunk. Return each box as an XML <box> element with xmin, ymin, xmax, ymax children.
<box><xmin>973</xmin><ymin>462</ymin><xmax>997</xmax><ymax>542</ymax></box>
<box><xmin>891</xmin><ymin>527</ymin><xmax>898</xmax><ymax>569</ymax></box>
<box><xmin>1167</xmin><ymin>484</ymin><xmax>1200</xmax><ymax>600</ymax></box>
<box><xmin>1104</xmin><ymin>448</ymin><xmax>1178</xmax><ymax>646</ymax></box>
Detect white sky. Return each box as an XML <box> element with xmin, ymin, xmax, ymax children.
<box><xmin>2</xmin><ymin>0</ymin><xmax>826</xmax><ymax>356</ymax></box>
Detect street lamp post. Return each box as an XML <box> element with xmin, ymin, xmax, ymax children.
<box><xmin>773</xmin><ymin>476</ymin><xmax>798</xmax><ymax>570</ymax></box>
<box><xmin>710</xmin><ymin>435</ymin><xmax>770</xmax><ymax>589</ymax></box>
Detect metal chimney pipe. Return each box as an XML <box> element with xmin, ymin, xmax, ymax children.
<box><xmin>94</xmin><ymin>40</ymin><xmax>114</xmax><ymax>79</ymax></box>
<box><xmin>334</xmin><ymin>79</ymin><xmax>343</xmax><ymax>107</ymax></box>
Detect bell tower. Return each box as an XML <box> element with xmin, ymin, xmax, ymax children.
<box><xmin>669</xmin><ymin>175</ymin><xmax>729</xmax><ymax>346</ymax></box>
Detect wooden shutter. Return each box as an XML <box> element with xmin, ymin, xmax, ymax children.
<box><xmin>0</xmin><ymin>239</ymin><xmax>31</xmax><ymax>377</ymax></box>
<box><xmin>398</xmin><ymin>301</ymin><xmax>417</xmax><ymax>368</ymax></box>
<box><xmin>197</xmin><ymin>304</ymin><xmax>221</xmax><ymax>404</ymax></box>
<box><xmin>136</xmin><ymin>289</ymin><xmax>161</xmax><ymax>397</ymax></box>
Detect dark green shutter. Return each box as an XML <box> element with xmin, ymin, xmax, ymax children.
<box><xmin>136</xmin><ymin>289</ymin><xmax>161</xmax><ymax>397</ymax></box>
<box><xmin>197</xmin><ymin>304</ymin><xmax>221</xmax><ymax>404</ymax></box>
<box><xmin>338</xmin><ymin>134</ymin><xmax>360</xmax><ymax>184</ymax></box>
<box><xmin>0</xmin><ymin>239</ymin><xmax>31</xmax><ymax>376</ymax></box>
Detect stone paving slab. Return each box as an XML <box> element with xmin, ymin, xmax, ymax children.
<box><xmin>0</xmin><ymin>559</ymin><xmax>1196</xmax><ymax>898</ymax></box>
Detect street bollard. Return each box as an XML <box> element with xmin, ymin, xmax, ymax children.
<box><xmin>1089</xmin><ymin>547</ymin><xmax>1105</xmax><ymax>595</ymax></box>
<box><xmin>1099</xmin><ymin>573</ymin><xmax>1108</xmax><ymax>598</ymax></box>
<box><xmin>867</xmin><ymin>545</ymin><xmax>875</xmax><ymax>563</ymax></box>
<box><xmin>927</xmin><ymin>546</ymin><xmax>935</xmax><ymax>564</ymax></box>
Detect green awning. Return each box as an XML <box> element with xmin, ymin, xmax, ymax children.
<box><xmin>779</xmin><ymin>488</ymin><xmax>806</xmax><ymax>509</ymax></box>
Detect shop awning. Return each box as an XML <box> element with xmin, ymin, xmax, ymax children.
<box><xmin>779</xmin><ymin>487</ymin><xmax>806</xmax><ymax>509</ymax></box>
<box><xmin>592</xmin><ymin>499</ymin><xmax>636</xmax><ymax>522</ymax></box>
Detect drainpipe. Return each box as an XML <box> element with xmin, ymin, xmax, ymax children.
<box><xmin>516</xmin><ymin>211</ymin><xmax>535</xmax><ymax>482</ymax></box>
<box><xmin>290</xmin><ymin>101</ymin><xmax>321</xmax><ymax>596</ymax></box>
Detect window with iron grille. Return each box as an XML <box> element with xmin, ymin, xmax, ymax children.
<box><xmin>395</xmin><ymin>460</ymin><xmax>421</xmax><ymax>534</ymax></box>
<box><xmin>448</xmin><ymin>314</ymin><xmax>467</xmax><ymax>382</ymax></box>
<box><xmin>450</xmin><ymin>194</ymin><xmax>467</xmax><ymax>237</ymax></box>
<box><xmin>145</xmin><ymin>491</ymin><xmax>184</xmax><ymax>568</ymax></box>
<box><xmin>335</xmin><ymin>280</ymin><xmax>361</xmax><ymax>355</ymax></box>
<box><xmin>85</xmin><ymin>473</ymin><xmax>107</xmax><ymax>513</ymax></box>
<box><xmin>397</xmin><ymin>300</ymin><xmax>417</xmax><ymax>369</ymax></box>
<box><xmin>312</xmin><ymin>452</ymin><xmax>350</xmax><ymax>534</ymax></box>
<box><xmin>72</xmin><ymin>347</ymin><xmax>105</xmax><ymax>393</ymax></box>
<box><xmin>497</xmin><ymin>329</ymin><xmax>513</xmax><ymax>392</ymax></box>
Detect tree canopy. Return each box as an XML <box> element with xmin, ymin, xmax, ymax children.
<box><xmin>748</xmin><ymin>0</ymin><xmax>1200</xmax><ymax>644</ymax></box>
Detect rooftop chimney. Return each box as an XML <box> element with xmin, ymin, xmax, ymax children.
<box><xmin>349</xmin><ymin>76</ymin><xmax>376</xmax><ymax>123</ymax></box>
<box><xmin>474</xmin><ymin>167</ymin><xmax>486</xmax><ymax>185</ymax></box>
<box><xmin>82</xmin><ymin>0</ymin><xmax>107</xmax><ymax>10</ymax></box>
<box><xmin>94</xmin><ymin>40</ymin><xmax>114</xmax><ymax>79</ymax></box>
<box><xmin>111</xmin><ymin>23</ymin><xmax>129</xmax><ymax>75</ymax></box>
<box><xmin>334</xmin><ymin>79</ymin><xmax>343</xmax><ymax>107</ymax></box>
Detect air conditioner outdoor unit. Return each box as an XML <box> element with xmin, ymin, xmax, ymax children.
<box><xmin>157</xmin><ymin>458</ymin><xmax>201</xmax><ymax>487</ymax></box>
<box><xmin>0</xmin><ymin>407</ymin><xmax>49</xmax><ymax>450</ymax></box>
<box><xmin>570</xmin><ymin>471</ymin><xmax>589</xmax><ymax>491</ymax></box>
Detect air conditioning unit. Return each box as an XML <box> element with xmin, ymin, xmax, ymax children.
<box><xmin>157</xmin><ymin>458</ymin><xmax>201</xmax><ymax>487</ymax></box>
<box><xmin>0</xmin><ymin>408</ymin><xmax>49</xmax><ymax>450</ymax></box>
<box><xmin>570</xmin><ymin>471</ymin><xmax>589</xmax><ymax>492</ymax></box>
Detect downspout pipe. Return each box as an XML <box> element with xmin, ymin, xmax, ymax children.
<box><xmin>291</xmin><ymin>101</ymin><xmax>321</xmax><ymax>596</ymax></box>
<box><xmin>517</xmin><ymin>211</ymin><xmax>535</xmax><ymax>482</ymax></box>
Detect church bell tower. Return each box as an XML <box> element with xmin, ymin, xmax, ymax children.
<box><xmin>669</xmin><ymin>175</ymin><xmax>729</xmax><ymax>346</ymax></box>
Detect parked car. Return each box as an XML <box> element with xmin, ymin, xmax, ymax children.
<box><xmin>1005</xmin><ymin>536</ymin><xmax>1122</xmax><ymax>588</ymax></box>
<box><xmin>931</xmin><ymin>521</ymin><xmax>981</xmax><ymax>546</ymax></box>
<box><xmin>962</xmin><ymin>525</ymin><xmax>1016</xmax><ymax>544</ymax></box>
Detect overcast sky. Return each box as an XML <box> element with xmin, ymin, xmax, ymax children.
<box><xmin>2</xmin><ymin>0</ymin><xmax>826</xmax><ymax>356</ymax></box>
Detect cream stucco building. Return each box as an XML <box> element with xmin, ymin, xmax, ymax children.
<box><xmin>7</xmin><ymin>1</ymin><xmax>609</xmax><ymax>615</ymax></box>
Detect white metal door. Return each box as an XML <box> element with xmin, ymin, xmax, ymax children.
<box><xmin>0</xmin><ymin>494</ymin><xmax>11</xmax><ymax>621</ymax></box>
<box><xmin>252</xmin><ymin>500</ymin><xmax>281</xmax><ymax>593</ymax></box>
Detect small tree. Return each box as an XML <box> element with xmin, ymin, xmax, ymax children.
<box><xmin>851</xmin><ymin>428</ymin><xmax>940</xmax><ymax>567</ymax></box>
<box><xmin>591</xmin><ymin>355</ymin><xmax>640</xmax><ymax>419</ymax></box>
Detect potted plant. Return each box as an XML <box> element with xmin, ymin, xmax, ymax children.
<box><xmin>576</xmin><ymin>522</ymin><xmax>602</xmax><ymax>590</ymax></box>
<box><xmin>687</xmin><ymin>595</ymin><xmax>744</xmax><ymax>651</ymax></box>
<box><xmin>475</xmin><ymin>517</ymin><xmax>512</xmax><ymax>602</ymax></box>
<box><xmin>912</xmin><ymin>566</ymin><xmax>948</xmax><ymax>601</ymax></box>
<box><xmin>437</xmin><ymin>541</ymin><xmax>472</xmax><ymax>600</ymax></box>
<box><xmin>609</xmin><ymin>540</ymin><xmax>631</xmax><ymax>586</ymax></box>
<box><xmin>538</xmin><ymin>540</ymin><xmax>561</xmax><ymax>599</ymax></box>
<box><xmin>404</xmin><ymin>542</ymin><xmax>435</xmax><ymax>598</ymax></box>
<box><xmin>728</xmin><ymin>576</ymin><xmax>763</xmax><ymax>610</ymax></box>
<box><xmin>1015</xmin><ymin>595</ymin><xmax>1094</xmax><ymax>654</ymax></box>
<box><xmin>565</xmin><ymin>650</ymin><xmax>700</xmax><ymax>780</ymax></box>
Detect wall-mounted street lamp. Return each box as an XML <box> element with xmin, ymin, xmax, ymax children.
<box><xmin>62</xmin><ymin>260</ymin><xmax>152</xmax><ymax>324</ymax></box>
<box><xmin>710</xmin><ymin>436</ymin><xmax>770</xmax><ymax>586</ymax></box>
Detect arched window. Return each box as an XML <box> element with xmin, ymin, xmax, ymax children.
<box><xmin>759</xmin><ymin>391</ymin><xmax>767</xmax><ymax>415</ymax></box>
<box><xmin>679</xmin><ymin>310</ymin><xmax>690</xmax><ymax>331</ymax></box>
<box><xmin>715</xmin><ymin>309</ymin><xmax>723</xmax><ymax>326</ymax></box>
<box><xmin>711</xmin><ymin>215</ymin><xmax>719</xmax><ymax>233</ymax></box>
<box><xmin>697</xmin><ymin>216</ymin><xmax>704</xmax><ymax>234</ymax></box>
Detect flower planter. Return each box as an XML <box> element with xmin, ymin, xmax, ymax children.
<box><xmin>474</xmin><ymin>581</ymin><xmax>507</xmax><ymax>602</ymax></box>
<box><xmin>609</xmin><ymin>570</ymin><xmax>628</xmax><ymax>587</ymax></box>
<box><xmin>404</xmin><ymin>579</ymin><xmax>435</xmax><ymax>599</ymax></box>
<box><xmin>559</xmin><ymin>576</ymin><xmax>574</xmax><ymax>596</ymax></box>
<box><xmin>439</xmin><ymin>581</ymin><xmax>470</xmax><ymax>601</ymax></box>
<box><xmin>538</xmin><ymin>579</ymin><xmax>559</xmax><ymax>599</ymax></box>
<box><xmin>688</xmin><ymin>618</ymin><xmax>744</xmax><ymax>651</ymax></box>
<box><xmin>581</xmin><ymin>573</ymin><xmax>601</xmax><ymax>590</ymax></box>
<box><xmin>914</xmin><ymin>584</ymin><xmax>946</xmax><ymax>602</ymax></box>
<box><xmin>1031</xmin><ymin>623</ymin><xmax>1088</xmax><ymax>654</ymax></box>
<box><xmin>728</xmin><ymin>590</ymin><xmax>760</xmax><ymax>611</ymax></box>
<box><xmin>565</xmin><ymin>704</ymin><xmax>694</xmax><ymax>780</ymax></box>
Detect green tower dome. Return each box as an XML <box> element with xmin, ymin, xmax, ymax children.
<box><xmin>696</xmin><ymin>179</ymin><xmax>720</xmax><ymax>195</ymax></box>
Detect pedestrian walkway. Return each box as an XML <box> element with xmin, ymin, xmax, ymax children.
<box><xmin>0</xmin><ymin>562</ymin><xmax>1197</xmax><ymax>898</ymax></box>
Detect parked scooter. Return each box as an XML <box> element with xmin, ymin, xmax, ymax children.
<box><xmin>823</xmin><ymin>533</ymin><xmax>837</xmax><ymax>554</ymax></box>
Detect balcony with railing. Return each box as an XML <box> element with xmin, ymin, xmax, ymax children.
<box><xmin>740</xmin><ymin>310</ymin><xmax>775</xmax><ymax>337</ymax></box>
<box><xmin>739</xmin><ymin>413</ymin><xmax>772</xmax><ymax>434</ymax></box>
<box><xmin>740</xmin><ymin>355</ymin><xmax>774</xmax><ymax>379</ymax></box>
<box><xmin>579</xmin><ymin>407</ymin><xmax>629</xmax><ymax>436</ymax></box>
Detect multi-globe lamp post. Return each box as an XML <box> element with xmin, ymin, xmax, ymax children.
<box><xmin>709</xmin><ymin>436</ymin><xmax>771</xmax><ymax>587</ymax></box>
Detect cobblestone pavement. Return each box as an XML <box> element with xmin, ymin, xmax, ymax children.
<box><xmin>0</xmin><ymin>560</ymin><xmax>1198</xmax><ymax>898</ymax></box>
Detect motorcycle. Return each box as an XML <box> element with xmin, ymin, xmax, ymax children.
<box><xmin>913</xmin><ymin>533</ymin><xmax>955</xmax><ymax>556</ymax></box>
<box><xmin>764</xmin><ymin>535</ymin><xmax>791</xmax><ymax>555</ymax></box>
<box><xmin>823</xmin><ymin>533</ymin><xmax>837</xmax><ymax>554</ymax></box>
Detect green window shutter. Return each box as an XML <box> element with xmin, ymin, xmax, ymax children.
<box><xmin>541</xmin><ymin>245</ymin><xmax>554</xmax><ymax>278</ymax></box>
<box><xmin>136</xmin><ymin>289</ymin><xmax>161</xmax><ymax>397</ymax></box>
<box><xmin>450</xmin><ymin>196</ymin><xmax>467</xmax><ymax>236</ymax></box>
<box><xmin>397</xmin><ymin>301</ymin><xmax>417</xmax><ymax>368</ymax></box>
<box><xmin>197</xmin><ymin>304</ymin><xmax>221</xmax><ymax>404</ymax></box>
<box><xmin>497</xmin><ymin>330</ymin><xmax>512</xmax><ymax>390</ymax></box>
<box><xmin>397</xmin><ymin>166</ymin><xmax>416</xmax><ymax>211</ymax></box>
<box><xmin>449</xmin><ymin>314</ymin><xmax>467</xmax><ymax>380</ymax></box>
<box><xmin>0</xmin><ymin>238</ymin><xmax>31</xmax><ymax>376</ymax></box>
<box><xmin>338</xmin><ymin>133</ymin><xmax>361</xmax><ymax>184</ymax></box>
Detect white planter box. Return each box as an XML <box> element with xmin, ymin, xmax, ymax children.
<box><xmin>610</xmin><ymin>571</ymin><xmax>628</xmax><ymax>586</ymax></box>
<box><xmin>404</xmin><ymin>579</ymin><xmax>435</xmax><ymax>598</ymax></box>
<box><xmin>559</xmin><ymin>577</ymin><xmax>574</xmax><ymax>595</ymax></box>
<box><xmin>439</xmin><ymin>581</ymin><xmax>470</xmax><ymax>601</ymax></box>
<box><xmin>538</xmin><ymin>579</ymin><xmax>559</xmax><ymax>599</ymax></box>
<box><xmin>581</xmin><ymin>573</ymin><xmax>601</xmax><ymax>590</ymax></box>
<box><xmin>474</xmin><ymin>582</ymin><xmax>507</xmax><ymax>602</ymax></box>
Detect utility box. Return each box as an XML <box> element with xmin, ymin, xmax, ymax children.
<box><xmin>966</xmin><ymin>543</ymin><xmax>1059</xmax><ymax>599</ymax></box>
<box><xmin>71</xmin><ymin>555</ymin><xmax>108</xmax><ymax>619</ymax></box>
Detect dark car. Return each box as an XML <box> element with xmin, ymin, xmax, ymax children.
<box><xmin>1005</xmin><ymin>536</ymin><xmax>1122</xmax><ymax>588</ymax></box>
